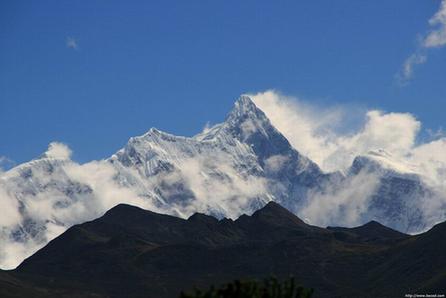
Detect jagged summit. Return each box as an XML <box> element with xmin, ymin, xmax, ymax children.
<box><xmin>212</xmin><ymin>96</ymin><xmax>322</xmax><ymax>175</ymax></box>
<box><xmin>136</xmin><ymin>126</ymin><xmax>188</xmax><ymax>142</ymax></box>
<box><xmin>227</xmin><ymin>95</ymin><xmax>264</xmax><ymax>120</ymax></box>
<box><xmin>252</xmin><ymin>201</ymin><xmax>294</xmax><ymax>217</ymax></box>
<box><xmin>195</xmin><ymin>95</ymin><xmax>276</xmax><ymax>143</ymax></box>
<box><xmin>225</xmin><ymin>95</ymin><xmax>275</xmax><ymax>134</ymax></box>
<box><xmin>131</xmin><ymin>96</ymin><xmax>267</xmax><ymax>144</ymax></box>
<box><xmin>249</xmin><ymin>201</ymin><xmax>308</xmax><ymax>227</ymax></box>
<box><xmin>144</xmin><ymin>127</ymin><xmax>163</xmax><ymax>136</ymax></box>
<box><xmin>117</xmin><ymin>95</ymin><xmax>270</xmax><ymax>145</ymax></box>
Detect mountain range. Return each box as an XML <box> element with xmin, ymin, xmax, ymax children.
<box><xmin>0</xmin><ymin>95</ymin><xmax>444</xmax><ymax>269</ymax></box>
<box><xmin>0</xmin><ymin>201</ymin><xmax>444</xmax><ymax>298</ymax></box>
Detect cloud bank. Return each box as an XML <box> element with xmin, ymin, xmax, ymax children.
<box><xmin>251</xmin><ymin>90</ymin><xmax>446</xmax><ymax>228</ymax></box>
<box><xmin>1</xmin><ymin>90</ymin><xmax>446</xmax><ymax>269</ymax></box>
<box><xmin>0</xmin><ymin>145</ymin><xmax>159</xmax><ymax>269</ymax></box>
<box><xmin>0</xmin><ymin>139</ymin><xmax>268</xmax><ymax>269</ymax></box>
<box><xmin>250</xmin><ymin>90</ymin><xmax>424</xmax><ymax>173</ymax></box>
<box><xmin>250</xmin><ymin>90</ymin><xmax>446</xmax><ymax>182</ymax></box>
<box><xmin>163</xmin><ymin>154</ymin><xmax>268</xmax><ymax>218</ymax></box>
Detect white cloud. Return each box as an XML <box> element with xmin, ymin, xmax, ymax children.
<box><xmin>0</xmin><ymin>187</ymin><xmax>21</xmax><ymax>228</ymax></box>
<box><xmin>250</xmin><ymin>90</ymin><xmax>421</xmax><ymax>172</ymax></box>
<box><xmin>249</xmin><ymin>90</ymin><xmax>344</xmax><ymax>170</ymax></box>
<box><xmin>397</xmin><ymin>0</ymin><xmax>446</xmax><ymax>84</ymax></box>
<box><xmin>396</xmin><ymin>53</ymin><xmax>427</xmax><ymax>84</ymax></box>
<box><xmin>264</xmin><ymin>155</ymin><xmax>290</xmax><ymax>173</ymax></box>
<box><xmin>44</xmin><ymin>142</ymin><xmax>72</xmax><ymax>159</ymax></box>
<box><xmin>251</xmin><ymin>90</ymin><xmax>446</xmax><ymax>230</ymax></box>
<box><xmin>424</xmin><ymin>0</ymin><xmax>446</xmax><ymax>48</ymax></box>
<box><xmin>301</xmin><ymin>171</ymin><xmax>380</xmax><ymax>227</ymax></box>
<box><xmin>66</xmin><ymin>36</ymin><xmax>79</xmax><ymax>50</ymax></box>
<box><xmin>240</xmin><ymin>119</ymin><xmax>258</xmax><ymax>138</ymax></box>
<box><xmin>152</xmin><ymin>152</ymin><xmax>268</xmax><ymax>219</ymax></box>
<box><xmin>0</xmin><ymin>144</ymin><xmax>160</xmax><ymax>269</ymax></box>
<box><xmin>0</xmin><ymin>137</ymin><xmax>270</xmax><ymax>269</ymax></box>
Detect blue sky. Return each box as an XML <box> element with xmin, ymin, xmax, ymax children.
<box><xmin>1</xmin><ymin>0</ymin><xmax>445</xmax><ymax>165</ymax></box>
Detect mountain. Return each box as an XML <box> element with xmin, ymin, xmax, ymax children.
<box><xmin>327</xmin><ymin>220</ymin><xmax>407</xmax><ymax>243</ymax></box>
<box><xmin>347</xmin><ymin>150</ymin><xmax>433</xmax><ymax>232</ymax></box>
<box><xmin>0</xmin><ymin>202</ymin><xmax>444</xmax><ymax>298</ymax></box>
<box><xmin>108</xmin><ymin>95</ymin><xmax>328</xmax><ymax>214</ymax></box>
<box><xmin>0</xmin><ymin>95</ymin><xmax>444</xmax><ymax>270</ymax></box>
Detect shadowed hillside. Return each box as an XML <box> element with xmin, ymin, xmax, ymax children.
<box><xmin>0</xmin><ymin>202</ymin><xmax>445</xmax><ymax>298</ymax></box>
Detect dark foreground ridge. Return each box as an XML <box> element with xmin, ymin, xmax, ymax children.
<box><xmin>0</xmin><ymin>201</ymin><xmax>445</xmax><ymax>298</ymax></box>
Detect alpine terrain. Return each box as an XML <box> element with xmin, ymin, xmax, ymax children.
<box><xmin>0</xmin><ymin>95</ymin><xmax>444</xmax><ymax>269</ymax></box>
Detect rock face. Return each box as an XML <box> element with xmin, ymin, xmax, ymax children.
<box><xmin>109</xmin><ymin>95</ymin><xmax>329</xmax><ymax>214</ymax></box>
<box><xmin>1</xmin><ymin>202</ymin><xmax>444</xmax><ymax>298</ymax></box>
<box><xmin>0</xmin><ymin>95</ymin><xmax>444</xmax><ymax>269</ymax></box>
<box><xmin>347</xmin><ymin>151</ymin><xmax>433</xmax><ymax>232</ymax></box>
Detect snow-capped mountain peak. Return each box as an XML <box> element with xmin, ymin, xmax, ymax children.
<box><xmin>0</xmin><ymin>94</ymin><xmax>444</xmax><ymax>271</ymax></box>
<box><xmin>227</xmin><ymin>95</ymin><xmax>264</xmax><ymax>121</ymax></box>
<box><xmin>110</xmin><ymin>95</ymin><xmax>323</xmax><ymax>213</ymax></box>
<box><xmin>350</xmin><ymin>148</ymin><xmax>419</xmax><ymax>178</ymax></box>
<box><xmin>195</xmin><ymin>95</ymin><xmax>273</xmax><ymax>143</ymax></box>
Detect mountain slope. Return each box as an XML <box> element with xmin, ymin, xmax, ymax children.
<box><xmin>109</xmin><ymin>96</ymin><xmax>328</xmax><ymax>214</ymax></box>
<box><xmin>0</xmin><ymin>95</ymin><xmax>444</xmax><ymax>270</ymax></box>
<box><xmin>370</xmin><ymin>222</ymin><xmax>446</xmax><ymax>295</ymax></box>
<box><xmin>1</xmin><ymin>202</ymin><xmax>444</xmax><ymax>298</ymax></box>
<box><xmin>327</xmin><ymin>220</ymin><xmax>408</xmax><ymax>243</ymax></box>
<box><xmin>0</xmin><ymin>95</ymin><xmax>335</xmax><ymax>269</ymax></box>
<box><xmin>347</xmin><ymin>150</ymin><xmax>434</xmax><ymax>232</ymax></box>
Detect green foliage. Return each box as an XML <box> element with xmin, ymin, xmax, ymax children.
<box><xmin>179</xmin><ymin>276</ymin><xmax>314</xmax><ymax>298</ymax></box>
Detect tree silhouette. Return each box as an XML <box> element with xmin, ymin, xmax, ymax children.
<box><xmin>179</xmin><ymin>277</ymin><xmax>313</xmax><ymax>298</ymax></box>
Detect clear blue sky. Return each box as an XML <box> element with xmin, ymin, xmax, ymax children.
<box><xmin>1</xmin><ymin>0</ymin><xmax>445</xmax><ymax>165</ymax></box>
